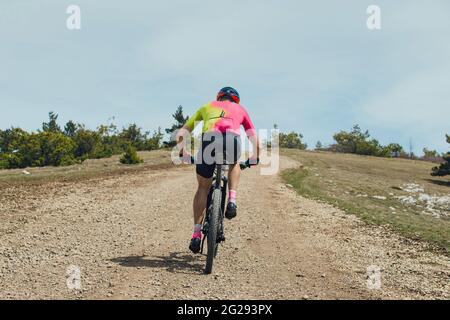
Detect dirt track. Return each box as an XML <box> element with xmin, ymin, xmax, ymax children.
<box><xmin>0</xmin><ymin>156</ymin><xmax>448</xmax><ymax>299</ymax></box>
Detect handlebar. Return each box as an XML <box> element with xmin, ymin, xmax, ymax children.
<box><xmin>179</xmin><ymin>155</ymin><xmax>255</xmax><ymax>170</ymax></box>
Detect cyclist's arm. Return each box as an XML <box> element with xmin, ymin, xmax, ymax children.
<box><xmin>176</xmin><ymin>107</ymin><xmax>203</xmax><ymax>155</ymax></box>
<box><xmin>242</xmin><ymin>111</ymin><xmax>260</xmax><ymax>163</ymax></box>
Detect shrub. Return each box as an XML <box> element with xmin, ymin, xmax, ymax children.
<box><xmin>1</xmin><ymin>112</ymin><xmax>163</xmax><ymax>169</ymax></box>
<box><xmin>144</xmin><ymin>128</ymin><xmax>164</xmax><ymax>151</ymax></box>
<box><xmin>431</xmin><ymin>135</ymin><xmax>450</xmax><ymax>176</ymax></box>
<box><xmin>73</xmin><ymin>129</ymin><xmax>102</xmax><ymax>159</ymax></box>
<box><xmin>333</xmin><ymin>125</ymin><xmax>404</xmax><ymax>158</ymax></box>
<box><xmin>0</xmin><ymin>154</ymin><xmax>9</xmax><ymax>169</ymax></box>
<box><xmin>120</xmin><ymin>144</ymin><xmax>143</xmax><ymax>165</ymax></box>
<box><xmin>279</xmin><ymin>132</ymin><xmax>307</xmax><ymax>149</ymax></box>
<box><xmin>23</xmin><ymin>132</ymin><xmax>76</xmax><ymax>167</ymax></box>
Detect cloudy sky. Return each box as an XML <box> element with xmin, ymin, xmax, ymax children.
<box><xmin>0</xmin><ymin>0</ymin><xmax>449</xmax><ymax>153</ymax></box>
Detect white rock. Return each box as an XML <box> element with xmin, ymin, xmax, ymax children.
<box><xmin>356</xmin><ymin>194</ymin><xmax>368</xmax><ymax>198</ymax></box>
<box><xmin>418</xmin><ymin>194</ymin><xmax>432</xmax><ymax>202</ymax></box>
<box><xmin>401</xmin><ymin>183</ymin><xmax>424</xmax><ymax>193</ymax></box>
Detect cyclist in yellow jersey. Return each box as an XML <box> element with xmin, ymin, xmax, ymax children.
<box><xmin>177</xmin><ymin>87</ymin><xmax>260</xmax><ymax>253</ymax></box>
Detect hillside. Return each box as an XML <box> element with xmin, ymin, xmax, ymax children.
<box><xmin>282</xmin><ymin>149</ymin><xmax>450</xmax><ymax>253</ymax></box>
<box><xmin>0</xmin><ymin>150</ymin><xmax>448</xmax><ymax>299</ymax></box>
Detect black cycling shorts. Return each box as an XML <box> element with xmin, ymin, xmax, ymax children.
<box><xmin>196</xmin><ymin>132</ymin><xmax>241</xmax><ymax>179</ymax></box>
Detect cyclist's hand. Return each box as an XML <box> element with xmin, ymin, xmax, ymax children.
<box><xmin>247</xmin><ymin>157</ymin><xmax>259</xmax><ymax>167</ymax></box>
<box><xmin>241</xmin><ymin>157</ymin><xmax>259</xmax><ymax>169</ymax></box>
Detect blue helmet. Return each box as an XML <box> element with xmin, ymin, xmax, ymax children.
<box><xmin>217</xmin><ymin>87</ymin><xmax>240</xmax><ymax>103</ymax></box>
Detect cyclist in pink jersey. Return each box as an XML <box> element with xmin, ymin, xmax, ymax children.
<box><xmin>177</xmin><ymin>87</ymin><xmax>260</xmax><ymax>254</ymax></box>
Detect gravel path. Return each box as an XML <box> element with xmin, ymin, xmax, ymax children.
<box><xmin>0</xmin><ymin>157</ymin><xmax>448</xmax><ymax>299</ymax></box>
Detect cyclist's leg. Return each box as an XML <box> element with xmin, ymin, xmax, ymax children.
<box><xmin>194</xmin><ymin>133</ymin><xmax>215</xmax><ymax>224</ymax></box>
<box><xmin>228</xmin><ymin>164</ymin><xmax>240</xmax><ymax>195</ymax></box>
<box><xmin>189</xmin><ymin>131</ymin><xmax>215</xmax><ymax>253</ymax></box>
<box><xmin>225</xmin><ymin>133</ymin><xmax>241</xmax><ymax>219</ymax></box>
<box><xmin>193</xmin><ymin>173</ymin><xmax>213</xmax><ymax>224</ymax></box>
<box><xmin>225</xmin><ymin>164</ymin><xmax>239</xmax><ymax>219</ymax></box>
<box><xmin>189</xmin><ymin>173</ymin><xmax>212</xmax><ymax>254</ymax></box>
<box><xmin>225</xmin><ymin>132</ymin><xmax>241</xmax><ymax>190</ymax></box>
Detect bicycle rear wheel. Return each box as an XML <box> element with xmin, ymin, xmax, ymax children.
<box><xmin>204</xmin><ymin>188</ymin><xmax>221</xmax><ymax>274</ymax></box>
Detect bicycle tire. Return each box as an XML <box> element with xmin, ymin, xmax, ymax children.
<box><xmin>204</xmin><ymin>188</ymin><xmax>221</xmax><ymax>274</ymax></box>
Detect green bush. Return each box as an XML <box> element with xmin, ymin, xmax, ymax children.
<box><xmin>144</xmin><ymin>128</ymin><xmax>164</xmax><ymax>151</ymax></box>
<box><xmin>22</xmin><ymin>132</ymin><xmax>76</xmax><ymax>167</ymax></box>
<box><xmin>0</xmin><ymin>128</ymin><xmax>29</xmax><ymax>154</ymax></box>
<box><xmin>0</xmin><ymin>131</ymin><xmax>76</xmax><ymax>168</ymax></box>
<box><xmin>120</xmin><ymin>145</ymin><xmax>143</xmax><ymax>165</ymax></box>
<box><xmin>279</xmin><ymin>132</ymin><xmax>307</xmax><ymax>149</ymax></box>
<box><xmin>73</xmin><ymin>129</ymin><xmax>101</xmax><ymax>159</ymax></box>
<box><xmin>332</xmin><ymin>125</ymin><xmax>403</xmax><ymax>158</ymax></box>
<box><xmin>432</xmin><ymin>134</ymin><xmax>450</xmax><ymax>176</ymax></box>
<box><xmin>120</xmin><ymin>123</ymin><xmax>146</xmax><ymax>150</ymax></box>
<box><xmin>0</xmin><ymin>112</ymin><xmax>163</xmax><ymax>170</ymax></box>
<box><xmin>0</xmin><ymin>153</ymin><xmax>9</xmax><ymax>169</ymax></box>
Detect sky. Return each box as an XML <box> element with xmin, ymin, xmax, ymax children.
<box><xmin>0</xmin><ymin>0</ymin><xmax>449</xmax><ymax>154</ymax></box>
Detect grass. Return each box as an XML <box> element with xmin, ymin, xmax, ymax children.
<box><xmin>281</xmin><ymin>149</ymin><xmax>450</xmax><ymax>254</ymax></box>
<box><xmin>0</xmin><ymin>150</ymin><xmax>173</xmax><ymax>186</ymax></box>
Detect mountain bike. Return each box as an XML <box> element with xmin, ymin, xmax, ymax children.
<box><xmin>200</xmin><ymin>161</ymin><xmax>251</xmax><ymax>274</ymax></box>
<box><xmin>182</xmin><ymin>155</ymin><xmax>253</xmax><ymax>274</ymax></box>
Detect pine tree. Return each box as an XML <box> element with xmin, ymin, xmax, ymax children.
<box><xmin>315</xmin><ymin>141</ymin><xmax>323</xmax><ymax>150</ymax></box>
<box><xmin>64</xmin><ymin>120</ymin><xmax>78</xmax><ymax>137</ymax></box>
<box><xmin>164</xmin><ymin>105</ymin><xmax>189</xmax><ymax>147</ymax></box>
<box><xmin>42</xmin><ymin>112</ymin><xmax>61</xmax><ymax>133</ymax></box>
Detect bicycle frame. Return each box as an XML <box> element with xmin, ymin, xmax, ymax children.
<box><xmin>214</xmin><ymin>164</ymin><xmax>228</xmax><ymax>214</ymax></box>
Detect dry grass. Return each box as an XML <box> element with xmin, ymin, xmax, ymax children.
<box><xmin>282</xmin><ymin>149</ymin><xmax>450</xmax><ymax>254</ymax></box>
<box><xmin>0</xmin><ymin>150</ymin><xmax>173</xmax><ymax>186</ymax></box>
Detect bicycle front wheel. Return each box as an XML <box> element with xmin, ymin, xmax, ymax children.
<box><xmin>205</xmin><ymin>188</ymin><xmax>221</xmax><ymax>274</ymax></box>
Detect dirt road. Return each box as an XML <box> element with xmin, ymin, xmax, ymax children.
<box><xmin>0</xmin><ymin>156</ymin><xmax>448</xmax><ymax>299</ymax></box>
